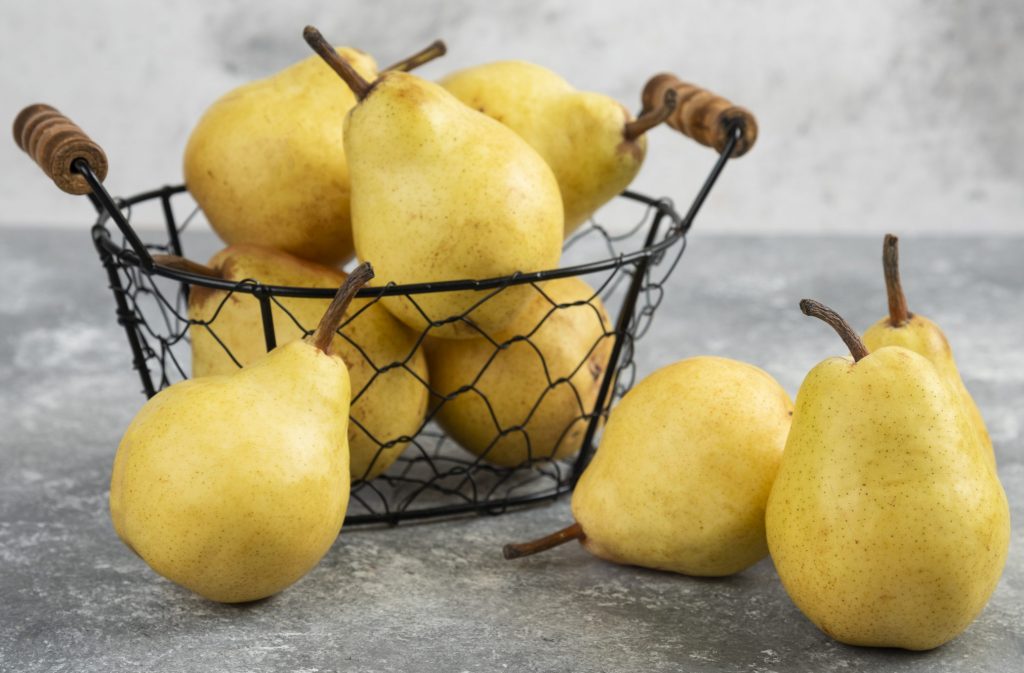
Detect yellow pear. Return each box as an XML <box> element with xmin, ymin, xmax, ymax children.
<box><xmin>441</xmin><ymin>61</ymin><xmax>676</xmax><ymax>236</ymax></box>
<box><xmin>110</xmin><ymin>265</ymin><xmax>374</xmax><ymax>603</ymax></box>
<box><xmin>179</xmin><ymin>245</ymin><xmax>428</xmax><ymax>481</ymax></box>
<box><xmin>303</xmin><ymin>27</ymin><xmax>563</xmax><ymax>339</ymax></box>
<box><xmin>766</xmin><ymin>300</ymin><xmax>1010</xmax><ymax>650</ymax></box>
<box><xmin>862</xmin><ymin>234</ymin><xmax>995</xmax><ymax>470</ymax></box>
<box><xmin>426</xmin><ymin>277</ymin><xmax>613</xmax><ymax>467</ymax></box>
<box><xmin>183</xmin><ymin>41</ymin><xmax>445</xmax><ymax>266</ymax></box>
<box><xmin>505</xmin><ymin>356</ymin><xmax>793</xmax><ymax>576</ymax></box>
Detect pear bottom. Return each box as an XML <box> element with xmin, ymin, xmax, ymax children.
<box><xmin>110</xmin><ymin>342</ymin><xmax>351</xmax><ymax>603</ymax></box>
<box><xmin>572</xmin><ymin>356</ymin><xmax>793</xmax><ymax>576</ymax></box>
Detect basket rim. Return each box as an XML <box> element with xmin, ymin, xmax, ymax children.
<box><xmin>91</xmin><ymin>186</ymin><xmax>684</xmax><ymax>299</ymax></box>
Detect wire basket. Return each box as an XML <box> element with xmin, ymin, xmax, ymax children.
<box><xmin>13</xmin><ymin>78</ymin><xmax>756</xmax><ymax>525</ymax></box>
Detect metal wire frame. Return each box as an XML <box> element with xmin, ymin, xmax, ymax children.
<box><xmin>74</xmin><ymin>126</ymin><xmax>740</xmax><ymax>525</ymax></box>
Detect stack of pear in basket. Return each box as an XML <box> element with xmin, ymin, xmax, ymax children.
<box><xmin>114</xmin><ymin>25</ymin><xmax>681</xmax><ymax>602</ymax></box>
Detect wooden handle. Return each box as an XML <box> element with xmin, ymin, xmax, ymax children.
<box><xmin>13</xmin><ymin>104</ymin><xmax>109</xmax><ymax>194</ymax></box>
<box><xmin>641</xmin><ymin>74</ymin><xmax>758</xmax><ymax>157</ymax></box>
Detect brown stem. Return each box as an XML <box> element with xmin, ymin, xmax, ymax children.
<box><xmin>799</xmin><ymin>299</ymin><xmax>870</xmax><ymax>362</ymax></box>
<box><xmin>623</xmin><ymin>88</ymin><xmax>677</xmax><ymax>141</ymax></box>
<box><xmin>310</xmin><ymin>262</ymin><xmax>374</xmax><ymax>354</ymax></box>
<box><xmin>383</xmin><ymin>39</ymin><xmax>447</xmax><ymax>73</ymax></box>
<box><xmin>151</xmin><ymin>253</ymin><xmax>219</xmax><ymax>278</ymax></box>
<box><xmin>883</xmin><ymin>233</ymin><xmax>911</xmax><ymax>326</ymax></box>
<box><xmin>503</xmin><ymin>522</ymin><xmax>584</xmax><ymax>560</ymax></box>
<box><xmin>303</xmin><ymin>25</ymin><xmax>372</xmax><ymax>99</ymax></box>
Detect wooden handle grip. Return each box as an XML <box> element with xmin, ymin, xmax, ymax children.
<box><xmin>641</xmin><ymin>74</ymin><xmax>758</xmax><ymax>157</ymax></box>
<box><xmin>13</xmin><ymin>104</ymin><xmax>109</xmax><ymax>194</ymax></box>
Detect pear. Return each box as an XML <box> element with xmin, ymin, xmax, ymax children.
<box><xmin>109</xmin><ymin>264</ymin><xmax>374</xmax><ymax>603</ymax></box>
<box><xmin>183</xmin><ymin>41</ymin><xmax>445</xmax><ymax>266</ymax></box>
<box><xmin>440</xmin><ymin>61</ymin><xmax>677</xmax><ymax>237</ymax></box>
<box><xmin>178</xmin><ymin>245</ymin><xmax>428</xmax><ymax>481</ymax></box>
<box><xmin>504</xmin><ymin>356</ymin><xmax>793</xmax><ymax>576</ymax></box>
<box><xmin>765</xmin><ymin>300</ymin><xmax>1010</xmax><ymax>650</ymax></box>
<box><xmin>862</xmin><ymin>234</ymin><xmax>995</xmax><ymax>470</ymax></box>
<box><xmin>426</xmin><ymin>277</ymin><xmax>614</xmax><ymax>467</ymax></box>
<box><xmin>303</xmin><ymin>27</ymin><xmax>564</xmax><ymax>339</ymax></box>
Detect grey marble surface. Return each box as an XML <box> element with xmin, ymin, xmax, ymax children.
<box><xmin>0</xmin><ymin>229</ymin><xmax>1021</xmax><ymax>672</ymax></box>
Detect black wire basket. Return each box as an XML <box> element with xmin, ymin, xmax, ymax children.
<box><xmin>13</xmin><ymin>78</ymin><xmax>756</xmax><ymax>526</ymax></box>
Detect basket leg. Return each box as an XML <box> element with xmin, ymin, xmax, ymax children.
<box><xmin>92</xmin><ymin>225</ymin><xmax>156</xmax><ymax>398</ymax></box>
<box><xmin>570</xmin><ymin>209</ymin><xmax>667</xmax><ymax>485</ymax></box>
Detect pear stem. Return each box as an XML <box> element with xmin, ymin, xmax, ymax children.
<box><xmin>883</xmin><ymin>233</ymin><xmax>912</xmax><ymax>326</ymax></box>
<box><xmin>800</xmin><ymin>299</ymin><xmax>870</xmax><ymax>362</ymax></box>
<box><xmin>503</xmin><ymin>522</ymin><xmax>584</xmax><ymax>560</ymax></box>
<box><xmin>303</xmin><ymin>25</ymin><xmax>373</xmax><ymax>100</ymax></box>
<box><xmin>310</xmin><ymin>262</ymin><xmax>374</xmax><ymax>355</ymax></box>
<box><xmin>151</xmin><ymin>253</ymin><xmax>219</xmax><ymax>278</ymax></box>
<box><xmin>383</xmin><ymin>39</ymin><xmax>447</xmax><ymax>73</ymax></box>
<box><xmin>623</xmin><ymin>88</ymin><xmax>678</xmax><ymax>141</ymax></box>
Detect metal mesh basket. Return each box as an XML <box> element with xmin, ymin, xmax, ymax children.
<box><xmin>14</xmin><ymin>80</ymin><xmax>754</xmax><ymax>525</ymax></box>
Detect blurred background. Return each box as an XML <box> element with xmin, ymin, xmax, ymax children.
<box><xmin>2</xmin><ymin>0</ymin><xmax>1022</xmax><ymax>234</ymax></box>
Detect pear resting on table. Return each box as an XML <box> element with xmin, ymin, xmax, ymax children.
<box><xmin>766</xmin><ymin>300</ymin><xmax>1009</xmax><ymax>651</ymax></box>
<box><xmin>110</xmin><ymin>264</ymin><xmax>374</xmax><ymax>603</ymax></box>
<box><xmin>303</xmin><ymin>26</ymin><xmax>563</xmax><ymax>339</ymax></box>
<box><xmin>167</xmin><ymin>245</ymin><xmax>429</xmax><ymax>482</ymax></box>
<box><xmin>184</xmin><ymin>40</ymin><xmax>446</xmax><ymax>266</ymax></box>
<box><xmin>504</xmin><ymin>356</ymin><xmax>793</xmax><ymax>577</ymax></box>
<box><xmin>862</xmin><ymin>233</ymin><xmax>995</xmax><ymax>469</ymax></box>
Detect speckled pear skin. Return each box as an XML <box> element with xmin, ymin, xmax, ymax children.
<box><xmin>345</xmin><ymin>71</ymin><xmax>564</xmax><ymax>339</ymax></box>
<box><xmin>109</xmin><ymin>341</ymin><xmax>351</xmax><ymax>603</ymax></box>
<box><xmin>863</xmin><ymin>314</ymin><xmax>995</xmax><ymax>470</ymax></box>
<box><xmin>184</xmin><ymin>47</ymin><xmax>378</xmax><ymax>266</ymax></box>
<box><xmin>765</xmin><ymin>347</ymin><xmax>1010</xmax><ymax>650</ymax></box>
<box><xmin>188</xmin><ymin>244</ymin><xmax>429</xmax><ymax>481</ymax></box>
<box><xmin>441</xmin><ymin>61</ymin><xmax>644</xmax><ymax>236</ymax></box>
<box><xmin>426</xmin><ymin>277</ymin><xmax>613</xmax><ymax>467</ymax></box>
<box><xmin>572</xmin><ymin>356</ymin><xmax>793</xmax><ymax>576</ymax></box>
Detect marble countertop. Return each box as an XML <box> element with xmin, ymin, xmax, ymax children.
<box><xmin>1</xmin><ymin>229</ymin><xmax>1020</xmax><ymax>672</ymax></box>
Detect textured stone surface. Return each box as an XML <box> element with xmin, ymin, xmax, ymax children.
<box><xmin>3</xmin><ymin>0</ymin><xmax>1024</xmax><ymax>234</ymax></box>
<box><xmin>0</xmin><ymin>230</ymin><xmax>1021</xmax><ymax>672</ymax></box>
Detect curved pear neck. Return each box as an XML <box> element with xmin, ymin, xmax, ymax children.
<box><xmin>303</xmin><ymin>25</ymin><xmax>375</xmax><ymax>100</ymax></box>
<box><xmin>310</xmin><ymin>262</ymin><xmax>374</xmax><ymax>354</ymax></box>
<box><xmin>623</xmin><ymin>88</ymin><xmax>677</xmax><ymax>141</ymax></box>
<box><xmin>503</xmin><ymin>522</ymin><xmax>584</xmax><ymax>559</ymax></box>
<box><xmin>800</xmin><ymin>299</ymin><xmax>870</xmax><ymax>362</ymax></box>
<box><xmin>883</xmin><ymin>234</ymin><xmax>912</xmax><ymax>327</ymax></box>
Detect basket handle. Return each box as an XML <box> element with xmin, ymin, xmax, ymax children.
<box><xmin>641</xmin><ymin>74</ymin><xmax>758</xmax><ymax>157</ymax></box>
<box><xmin>13</xmin><ymin>103</ymin><xmax>109</xmax><ymax>195</ymax></box>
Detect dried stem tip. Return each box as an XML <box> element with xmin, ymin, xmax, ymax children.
<box><xmin>799</xmin><ymin>299</ymin><xmax>870</xmax><ymax>362</ymax></box>
<box><xmin>883</xmin><ymin>233</ymin><xmax>911</xmax><ymax>326</ymax></box>
<box><xmin>383</xmin><ymin>39</ymin><xmax>447</xmax><ymax>73</ymax></box>
<box><xmin>303</xmin><ymin>25</ymin><xmax>373</xmax><ymax>99</ymax></box>
<box><xmin>311</xmin><ymin>262</ymin><xmax>374</xmax><ymax>354</ymax></box>
<box><xmin>624</xmin><ymin>89</ymin><xmax>678</xmax><ymax>141</ymax></box>
<box><xmin>503</xmin><ymin>522</ymin><xmax>584</xmax><ymax>560</ymax></box>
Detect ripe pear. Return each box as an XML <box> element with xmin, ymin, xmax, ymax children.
<box><xmin>109</xmin><ymin>265</ymin><xmax>374</xmax><ymax>603</ymax></box>
<box><xmin>426</xmin><ymin>276</ymin><xmax>613</xmax><ymax>467</ymax></box>
<box><xmin>303</xmin><ymin>27</ymin><xmax>563</xmax><ymax>339</ymax></box>
<box><xmin>180</xmin><ymin>245</ymin><xmax>428</xmax><ymax>481</ymax></box>
<box><xmin>862</xmin><ymin>234</ymin><xmax>995</xmax><ymax>470</ymax></box>
<box><xmin>505</xmin><ymin>356</ymin><xmax>794</xmax><ymax>576</ymax></box>
<box><xmin>183</xmin><ymin>41</ymin><xmax>445</xmax><ymax>266</ymax></box>
<box><xmin>441</xmin><ymin>61</ymin><xmax>677</xmax><ymax>236</ymax></box>
<box><xmin>766</xmin><ymin>300</ymin><xmax>1010</xmax><ymax>650</ymax></box>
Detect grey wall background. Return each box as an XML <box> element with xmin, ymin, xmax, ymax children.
<box><xmin>2</xmin><ymin>0</ymin><xmax>1022</xmax><ymax>233</ymax></box>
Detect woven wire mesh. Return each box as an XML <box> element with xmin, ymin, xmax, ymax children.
<box><xmin>90</xmin><ymin>187</ymin><xmax>686</xmax><ymax>524</ymax></box>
